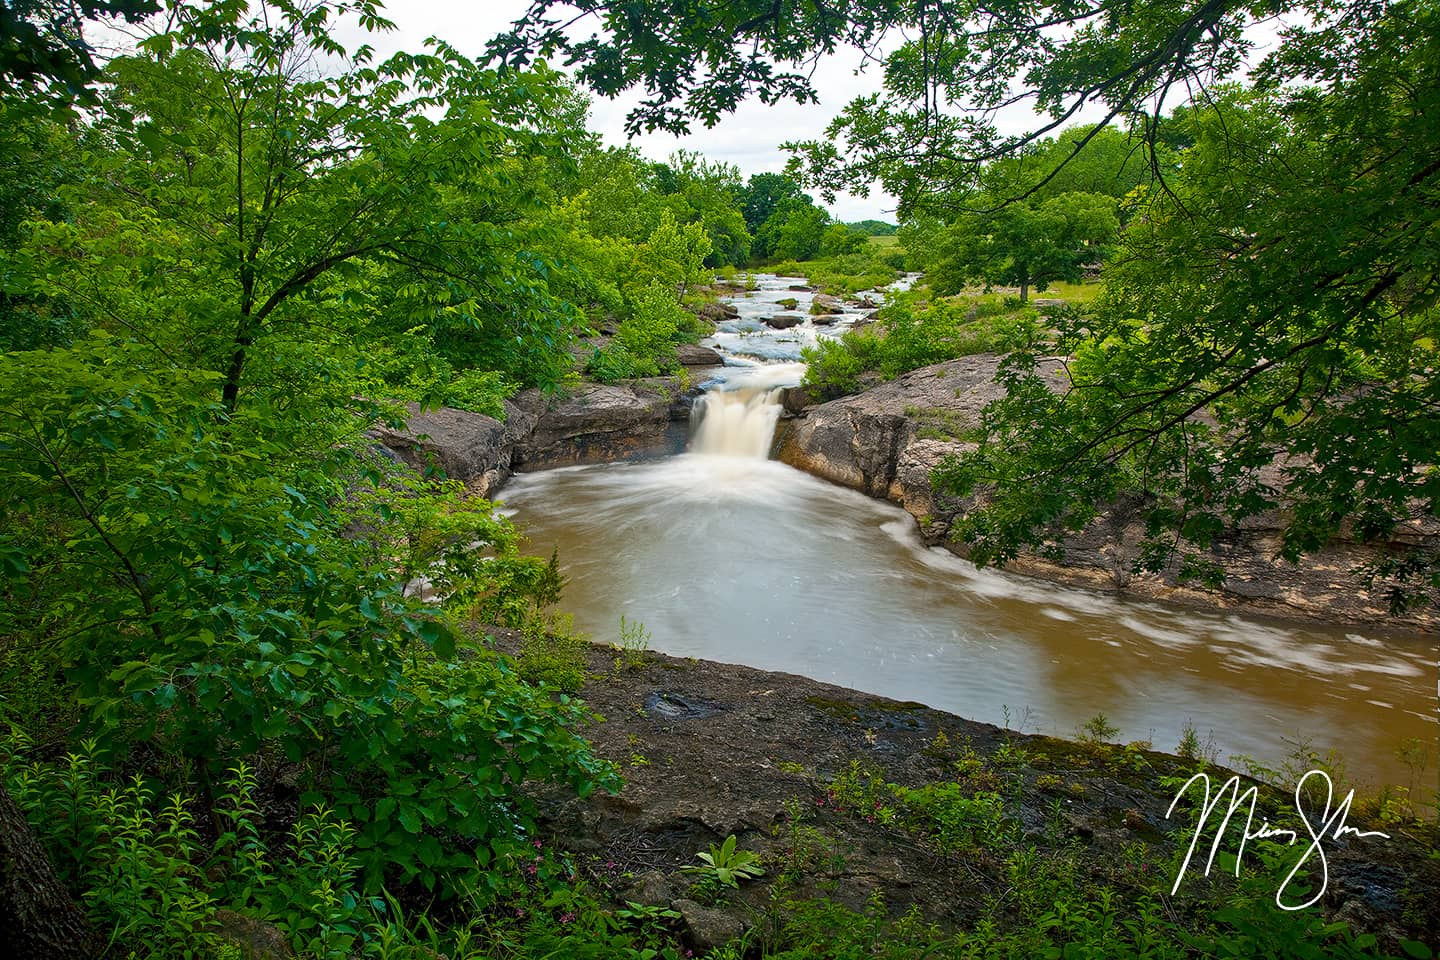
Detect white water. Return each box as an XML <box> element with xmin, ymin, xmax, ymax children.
<box><xmin>690</xmin><ymin>388</ymin><xmax>784</xmax><ymax>458</ymax></box>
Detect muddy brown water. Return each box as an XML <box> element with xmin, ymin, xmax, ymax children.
<box><xmin>501</xmin><ymin>273</ymin><xmax>1438</xmax><ymax>803</ymax></box>
<box><xmin>499</xmin><ymin>453</ymin><xmax>1437</xmax><ymax>800</ymax></box>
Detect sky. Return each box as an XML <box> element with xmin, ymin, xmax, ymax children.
<box><xmin>330</xmin><ymin>0</ymin><xmax>903</xmax><ymax>222</ymax></box>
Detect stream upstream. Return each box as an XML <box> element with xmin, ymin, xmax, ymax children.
<box><xmin>501</xmin><ymin>275</ymin><xmax>1438</xmax><ymax>795</ymax></box>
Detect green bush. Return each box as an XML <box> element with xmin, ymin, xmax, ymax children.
<box><xmin>800</xmin><ymin>333</ymin><xmax>878</xmax><ymax>400</ymax></box>
<box><xmin>445</xmin><ymin>368</ymin><xmax>516</xmax><ymax>420</ymax></box>
<box><xmin>802</xmin><ymin>297</ymin><xmax>1046</xmax><ymax>398</ymax></box>
<box><xmin>587</xmin><ymin>343</ymin><xmax>654</xmax><ymax>382</ymax></box>
<box><xmin>0</xmin><ymin>341</ymin><xmax>618</xmax><ymax>900</ymax></box>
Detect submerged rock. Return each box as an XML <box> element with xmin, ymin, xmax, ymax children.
<box><xmin>764</xmin><ymin>313</ymin><xmax>805</xmax><ymax>329</ymax></box>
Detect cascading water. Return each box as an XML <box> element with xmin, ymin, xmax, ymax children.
<box><xmin>689</xmin><ymin>387</ymin><xmax>783</xmax><ymax>458</ymax></box>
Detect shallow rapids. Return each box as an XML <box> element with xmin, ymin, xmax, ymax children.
<box><xmin>500</xmin><ymin>454</ymin><xmax>1437</xmax><ymax>795</ymax></box>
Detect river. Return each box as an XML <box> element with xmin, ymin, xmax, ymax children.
<box><xmin>500</xmin><ymin>274</ymin><xmax>1438</xmax><ymax>799</ymax></box>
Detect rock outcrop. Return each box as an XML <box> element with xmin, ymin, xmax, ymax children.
<box><xmin>370</xmin><ymin>403</ymin><xmax>518</xmax><ymax>497</ymax></box>
<box><xmin>778</xmin><ymin>355</ymin><xmax>1438</xmax><ymax>627</ymax></box>
<box><xmin>511</xmin><ymin>382</ymin><xmax>683</xmax><ymax>470</ymax></box>
<box><xmin>373</xmin><ymin>378</ymin><xmax>691</xmax><ymax>495</ymax></box>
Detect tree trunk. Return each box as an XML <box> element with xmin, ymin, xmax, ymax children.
<box><xmin>0</xmin><ymin>780</ymin><xmax>98</xmax><ymax>959</ymax></box>
<box><xmin>1019</xmin><ymin>280</ymin><xmax>1029</xmax><ymax>303</ymax></box>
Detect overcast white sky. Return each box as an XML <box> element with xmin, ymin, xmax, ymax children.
<box><xmin>335</xmin><ymin>0</ymin><xmax>903</xmax><ymax>222</ymax></box>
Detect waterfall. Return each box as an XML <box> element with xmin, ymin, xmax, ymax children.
<box><xmin>690</xmin><ymin>387</ymin><xmax>783</xmax><ymax>458</ymax></box>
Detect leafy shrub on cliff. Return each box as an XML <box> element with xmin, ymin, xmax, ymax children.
<box><xmin>588</xmin><ymin>281</ymin><xmax>697</xmax><ymax>382</ymax></box>
<box><xmin>802</xmin><ymin>297</ymin><xmax>1046</xmax><ymax>399</ymax></box>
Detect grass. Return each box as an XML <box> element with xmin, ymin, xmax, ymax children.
<box><xmin>1040</xmin><ymin>279</ymin><xmax>1104</xmax><ymax>303</ymax></box>
<box><xmin>867</xmin><ymin>234</ymin><xmax>902</xmax><ymax>250</ymax></box>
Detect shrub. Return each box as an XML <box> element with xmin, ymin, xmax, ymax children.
<box><xmin>0</xmin><ymin>344</ymin><xmax>618</xmax><ymax>900</ymax></box>
<box><xmin>445</xmin><ymin>368</ymin><xmax>516</xmax><ymax>420</ymax></box>
<box><xmin>801</xmin><ymin>296</ymin><xmax>1046</xmax><ymax>398</ymax></box>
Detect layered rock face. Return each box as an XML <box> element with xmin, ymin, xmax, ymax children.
<box><xmin>371</xmin><ymin>379</ymin><xmax>692</xmax><ymax>497</ymax></box>
<box><xmin>778</xmin><ymin>355</ymin><xmax>1437</xmax><ymax>627</ymax></box>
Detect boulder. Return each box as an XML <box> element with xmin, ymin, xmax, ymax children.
<box><xmin>787</xmin><ymin>283</ymin><xmax>813</xmax><ymax>292</ymax></box>
<box><xmin>811</xmin><ymin>313</ymin><xmax>839</xmax><ymax>326</ymax></box>
<box><xmin>673</xmin><ymin>899</ymin><xmax>746</xmax><ymax>954</ymax></box>
<box><xmin>698</xmin><ymin>302</ymin><xmax>739</xmax><ymax>323</ymax></box>
<box><xmin>810</xmin><ymin>294</ymin><xmax>844</xmax><ymax>315</ymax></box>
<box><xmin>213</xmin><ymin>909</ymin><xmax>293</xmax><ymax>960</ymax></box>
<box><xmin>370</xmin><ymin>403</ymin><xmax>514</xmax><ymax>496</ymax></box>
<box><xmin>763</xmin><ymin>314</ymin><xmax>805</xmax><ymax>330</ymax></box>
<box><xmin>778</xmin><ymin>385</ymin><xmax>815</xmax><ymax>416</ymax></box>
<box><xmin>778</xmin><ymin>356</ymin><xmax>1034</xmax><ymax>499</ymax></box>
<box><xmin>623</xmin><ymin>870</ymin><xmax>676</xmax><ymax>907</ymax></box>
<box><xmin>675</xmin><ymin>343</ymin><xmax>725</xmax><ymax>366</ymax></box>
<box><xmin>511</xmin><ymin>383</ymin><xmax>675</xmax><ymax>470</ymax></box>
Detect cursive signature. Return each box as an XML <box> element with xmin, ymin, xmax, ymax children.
<box><xmin>1165</xmin><ymin>770</ymin><xmax>1390</xmax><ymax>910</ymax></box>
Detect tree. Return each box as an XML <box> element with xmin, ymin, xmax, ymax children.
<box><xmin>930</xmin><ymin>192</ymin><xmax>1119</xmax><ymax>301</ymax></box>
<box><xmin>739</xmin><ymin>172</ymin><xmax>808</xmax><ymax>233</ymax></box>
<box><xmin>819</xmin><ymin>223</ymin><xmax>869</xmax><ymax>258</ymax></box>
<box><xmin>1</xmin><ymin>0</ymin><xmax>621</xmax><ymax>902</ymax></box>
<box><xmin>0</xmin><ymin>0</ymin><xmax>158</xmax><ymax>108</ymax></box>
<box><xmin>653</xmin><ymin>151</ymin><xmax>751</xmax><ymax>266</ymax></box>
<box><xmin>0</xmin><ymin>95</ymin><xmax>82</xmax><ymax>351</ymax></box>
<box><xmin>20</xmin><ymin>0</ymin><xmax>589</xmax><ymax>412</ymax></box>
<box><xmin>494</xmin><ymin>0</ymin><xmax>1440</xmax><ymax>609</ymax></box>
<box><xmin>938</xmin><ymin>75</ymin><xmax>1439</xmax><ymax>608</ymax></box>
<box><xmin>0</xmin><ymin>781</ymin><xmax>96</xmax><ymax>960</ymax></box>
<box><xmin>754</xmin><ymin>195</ymin><xmax>828</xmax><ymax>261</ymax></box>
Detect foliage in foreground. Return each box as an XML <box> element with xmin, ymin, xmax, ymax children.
<box><xmin>7</xmin><ymin>728</ymin><xmax>1433</xmax><ymax>960</ymax></box>
<box><xmin>0</xmin><ymin>336</ymin><xmax>618</xmax><ymax>898</ymax></box>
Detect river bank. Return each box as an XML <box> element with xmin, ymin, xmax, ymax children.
<box><xmin>494</xmin><ymin>630</ymin><xmax>1439</xmax><ymax>956</ymax></box>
